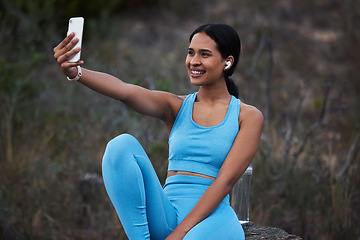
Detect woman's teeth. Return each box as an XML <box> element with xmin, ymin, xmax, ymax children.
<box><xmin>191</xmin><ymin>70</ymin><xmax>204</xmax><ymax>75</ymax></box>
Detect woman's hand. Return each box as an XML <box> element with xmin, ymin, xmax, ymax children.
<box><xmin>53</xmin><ymin>32</ymin><xmax>84</xmax><ymax>79</ymax></box>
<box><xmin>165</xmin><ymin>229</ymin><xmax>187</xmax><ymax>240</ymax></box>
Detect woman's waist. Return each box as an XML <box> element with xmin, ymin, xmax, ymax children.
<box><xmin>167</xmin><ymin>158</ymin><xmax>220</xmax><ymax>179</ymax></box>
<box><xmin>164</xmin><ymin>173</ymin><xmax>214</xmax><ymax>188</ymax></box>
<box><xmin>163</xmin><ymin>174</ymin><xmax>213</xmax><ymax>199</ymax></box>
<box><xmin>163</xmin><ymin>174</ymin><xmax>229</xmax><ymax>204</ymax></box>
<box><xmin>167</xmin><ymin>170</ymin><xmax>216</xmax><ymax>180</ymax></box>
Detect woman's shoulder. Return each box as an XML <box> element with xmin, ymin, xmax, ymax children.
<box><xmin>161</xmin><ymin>91</ymin><xmax>195</xmax><ymax>119</ymax></box>
<box><xmin>239</xmin><ymin>102</ymin><xmax>264</xmax><ymax>127</ymax></box>
<box><xmin>178</xmin><ymin>94</ymin><xmax>188</xmax><ymax>100</ymax></box>
<box><xmin>171</xmin><ymin>92</ymin><xmax>194</xmax><ymax>106</ymax></box>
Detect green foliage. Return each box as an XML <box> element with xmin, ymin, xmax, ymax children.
<box><xmin>0</xmin><ymin>51</ymin><xmax>44</xmax><ymax>101</ymax></box>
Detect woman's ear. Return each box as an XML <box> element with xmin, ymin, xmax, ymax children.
<box><xmin>224</xmin><ymin>56</ymin><xmax>234</xmax><ymax>70</ymax></box>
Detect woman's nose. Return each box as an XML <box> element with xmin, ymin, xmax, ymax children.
<box><xmin>190</xmin><ymin>54</ymin><xmax>201</xmax><ymax>65</ymax></box>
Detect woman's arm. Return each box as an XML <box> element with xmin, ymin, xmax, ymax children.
<box><xmin>77</xmin><ymin>68</ymin><xmax>181</xmax><ymax>123</ymax></box>
<box><xmin>53</xmin><ymin>32</ymin><xmax>182</xmax><ymax>127</ymax></box>
<box><xmin>166</xmin><ymin>104</ymin><xmax>264</xmax><ymax>239</ymax></box>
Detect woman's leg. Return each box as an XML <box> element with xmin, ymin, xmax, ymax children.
<box><xmin>164</xmin><ymin>175</ymin><xmax>244</xmax><ymax>240</ymax></box>
<box><xmin>102</xmin><ymin>134</ymin><xmax>177</xmax><ymax>240</ymax></box>
<box><xmin>183</xmin><ymin>202</ymin><xmax>244</xmax><ymax>240</ymax></box>
<box><xmin>184</xmin><ymin>203</ymin><xmax>245</xmax><ymax>240</ymax></box>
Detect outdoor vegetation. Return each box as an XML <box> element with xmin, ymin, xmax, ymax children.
<box><xmin>0</xmin><ymin>0</ymin><xmax>359</xmax><ymax>239</ymax></box>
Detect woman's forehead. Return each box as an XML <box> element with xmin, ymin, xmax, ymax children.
<box><xmin>189</xmin><ymin>32</ymin><xmax>217</xmax><ymax>50</ymax></box>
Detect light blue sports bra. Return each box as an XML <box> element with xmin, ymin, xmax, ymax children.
<box><xmin>168</xmin><ymin>92</ymin><xmax>241</xmax><ymax>178</ymax></box>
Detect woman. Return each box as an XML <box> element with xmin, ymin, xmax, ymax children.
<box><xmin>54</xmin><ymin>23</ymin><xmax>263</xmax><ymax>240</ymax></box>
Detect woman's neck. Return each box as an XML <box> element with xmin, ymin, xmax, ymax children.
<box><xmin>196</xmin><ymin>82</ymin><xmax>231</xmax><ymax>104</ymax></box>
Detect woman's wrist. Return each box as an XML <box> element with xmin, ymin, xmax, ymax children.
<box><xmin>67</xmin><ymin>66</ymin><xmax>82</xmax><ymax>81</ymax></box>
<box><xmin>166</xmin><ymin>227</ymin><xmax>188</xmax><ymax>240</ymax></box>
<box><xmin>174</xmin><ymin>224</ymin><xmax>190</xmax><ymax>237</ymax></box>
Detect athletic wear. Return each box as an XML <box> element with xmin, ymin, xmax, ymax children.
<box><xmin>102</xmin><ymin>93</ymin><xmax>244</xmax><ymax>240</ymax></box>
<box><xmin>102</xmin><ymin>134</ymin><xmax>176</xmax><ymax>240</ymax></box>
<box><xmin>168</xmin><ymin>92</ymin><xmax>241</xmax><ymax>178</ymax></box>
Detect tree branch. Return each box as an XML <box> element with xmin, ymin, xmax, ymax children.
<box><xmin>336</xmin><ymin>130</ymin><xmax>360</xmax><ymax>179</ymax></box>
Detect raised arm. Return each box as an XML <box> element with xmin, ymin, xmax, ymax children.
<box><xmin>53</xmin><ymin>32</ymin><xmax>182</xmax><ymax>129</ymax></box>
<box><xmin>166</xmin><ymin>104</ymin><xmax>264</xmax><ymax>239</ymax></box>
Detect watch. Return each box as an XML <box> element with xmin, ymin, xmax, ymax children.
<box><xmin>67</xmin><ymin>66</ymin><xmax>82</xmax><ymax>81</ymax></box>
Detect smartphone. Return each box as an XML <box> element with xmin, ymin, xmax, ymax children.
<box><xmin>67</xmin><ymin>17</ymin><xmax>84</xmax><ymax>62</ymax></box>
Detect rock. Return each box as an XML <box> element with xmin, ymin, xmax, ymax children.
<box><xmin>242</xmin><ymin>222</ymin><xmax>302</xmax><ymax>240</ymax></box>
<box><xmin>77</xmin><ymin>172</ymin><xmax>103</xmax><ymax>203</ymax></box>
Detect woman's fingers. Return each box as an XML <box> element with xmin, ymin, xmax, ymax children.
<box><xmin>60</xmin><ymin>60</ymin><xmax>84</xmax><ymax>78</ymax></box>
<box><xmin>60</xmin><ymin>58</ymin><xmax>82</xmax><ymax>69</ymax></box>
<box><xmin>53</xmin><ymin>32</ymin><xmax>84</xmax><ymax>78</ymax></box>
<box><xmin>56</xmin><ymin>46</ymin><xmax>81</xmax><ymax>64</ymax></box>
<box><xmin>53</xmin><ymin>32</ymin><xmax>74</xmax><ymax>53</ymax></box>
<box><xmin>53</xmin><ymin>32</ymin><xmax>79</xmax><ymax>60</ymax></box>
<box><xmin>53</xmin><ymin>32</ymin><xmax>83</xmax><ymax>75</ymax></box>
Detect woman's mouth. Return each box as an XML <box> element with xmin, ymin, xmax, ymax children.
<box><xmin>190</xmin><ymin>70</ymin><xmax>205</xmax><ymax>77</ymax></box>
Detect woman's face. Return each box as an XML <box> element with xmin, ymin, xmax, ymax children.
<box><xmin>185</xmin><ymin>32</ymin><xmax>227</xmax><ymax>87</ymax></box>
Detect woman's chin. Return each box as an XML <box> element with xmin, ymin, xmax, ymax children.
<box><xmin>189</xmin><ymin>76</ymin><xmax>205</xmax><ymax>86</ymax></box>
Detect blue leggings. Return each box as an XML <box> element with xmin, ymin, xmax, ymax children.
<box><xmin>102</xmin><ymin>134</ymin><xmax>245</xmax><ymax>240</ymax></box>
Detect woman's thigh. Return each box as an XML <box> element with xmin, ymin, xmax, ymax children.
<box><xmin>183</xmin><ymin>203</ymin><xmax>245</xmax><ymax>240</ymax></box>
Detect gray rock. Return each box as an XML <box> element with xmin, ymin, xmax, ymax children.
<box><xmin>243</xmin><ymin>222</ymin><xmax>302</xmax><ymax>240</ymax></box>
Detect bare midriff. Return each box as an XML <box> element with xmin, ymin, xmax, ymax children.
<box><xmin>167</xmin><ymin>171</ymin><xmax>216</xmax><ymax>180</ymax></box>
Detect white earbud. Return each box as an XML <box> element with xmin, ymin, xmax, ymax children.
<box><xmin>225</xmin><ymin>61</ymin><xmax>231</xmax><ymax>70</ymax></box>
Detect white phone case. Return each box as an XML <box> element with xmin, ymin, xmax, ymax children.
<box><xmin>67</xmin><ymin>17</ymin><xmax>84</xmax><ymax>62</ymax></box>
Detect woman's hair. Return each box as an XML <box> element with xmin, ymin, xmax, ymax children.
<box><xmin>189</xmin><ymin>23</ymin><xmax>241</xmax><ymax>98</ymax></box>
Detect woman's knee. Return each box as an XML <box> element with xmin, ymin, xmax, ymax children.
<box><xmin>102</xmin><ymin>133</ymin><xmax>139</xmax><ymax>168</ymax></box>
<box><xmin>107</xmin><ymin>134</ymin><xmax>138</xmax><ymax>152</ymax></box>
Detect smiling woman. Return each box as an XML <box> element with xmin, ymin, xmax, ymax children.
<box><xmin>186</xmin><ymin>32</ymin><xmax>228</xmax><ymax>87</ymax></box>
<box><xmin>53</xmin><ymin>23</ymin><xmax>263</xmax><ymax>240</ymax></box>
<box><xmin>188</xmin><ymin>23</ymin><xmax>241</xmax><ymax>98</ymax></box>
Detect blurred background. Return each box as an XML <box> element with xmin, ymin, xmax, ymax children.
<box><xmin>0</xmin><ymin>0</ymin><xmax>359</xmax><ymax>239</ymax></box>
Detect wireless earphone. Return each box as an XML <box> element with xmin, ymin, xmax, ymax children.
<box><xmin>225</xmin><ymin>61</ymin><xmax>231</xmax><ymax>70</ymax></box>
